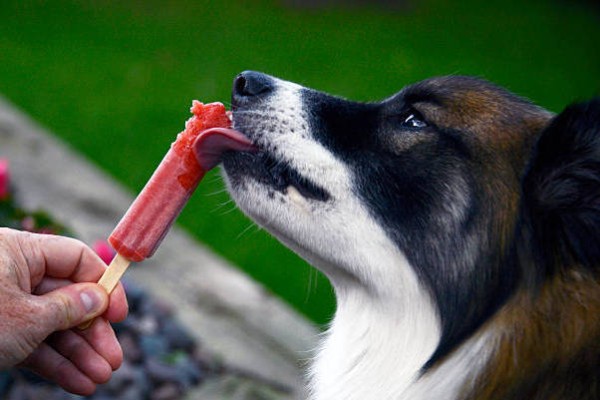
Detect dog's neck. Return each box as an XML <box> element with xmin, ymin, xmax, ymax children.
<box><xmin>309</xmin><ymin>295</ymin><xmax>434</xmax><ymax>399</ymax></box>
<box><xmin>308</xmin><ymin>254</ymin><xmax>447</xmax><ymax>400</ymax></box>
<box><xmin>309</xmin><ymin>268</ymin><xmax>600</xmax><ymax>400</ymax></box>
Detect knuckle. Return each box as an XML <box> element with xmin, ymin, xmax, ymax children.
<box><xmin>46</xmin><ymin>292</ymin><xmax>76</xmax><ymax>328</ymax></box>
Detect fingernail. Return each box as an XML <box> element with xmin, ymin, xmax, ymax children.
<box><xmin>80</xmin><ymin>289</ymin><xmax>102</xmax><ymax>313</ymax></box>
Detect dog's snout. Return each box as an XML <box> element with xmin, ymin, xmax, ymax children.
<box><xmin>233</xmin><ymin>71</ymin><xmax>274</xmax><ymax>101</ymax></box>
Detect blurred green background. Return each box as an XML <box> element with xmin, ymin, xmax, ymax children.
<box><xmin>0</xmin><ymin>0</ymin><xmax>598</xmax><ymax>325</ymax></box>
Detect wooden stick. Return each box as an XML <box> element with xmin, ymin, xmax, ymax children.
<box><xmin>96</xmin><ymin>253</ymin><xmax>131</xmax><ymax>294</ymax></box>
<box><xmin>78</xmin><ymin>253</ymin><xmax>131</xmax><ymax>329</ymax></box>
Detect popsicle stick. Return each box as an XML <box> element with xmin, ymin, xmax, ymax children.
<box><xmin>78</xmin><ymin>253</ymin><xmax>131</xmax><ymax>330</ymax></box>
<box><xmin>96</xmin><ymin>253</ymin><xmax>131</xmax><ymax>294</ymax></box>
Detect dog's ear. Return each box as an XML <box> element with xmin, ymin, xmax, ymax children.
<box><xmin>520</xmin><ymin>98</ymin><xmax>600</xmax><ymax>278</ymax></box>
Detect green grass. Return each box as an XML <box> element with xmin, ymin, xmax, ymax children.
<box><xmin>0</xmin><ymin>0</ymin><xmax>598</xmax><ymax>324</ymax></box>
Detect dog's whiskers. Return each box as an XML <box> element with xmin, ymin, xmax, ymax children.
<box><xmin>236</xmin><ymin>221</ymin><xmax>261</xmax><ymax>239</ymax></box>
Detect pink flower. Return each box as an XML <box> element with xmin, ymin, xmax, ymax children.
<box><xmin>93</xmin><ymin>240</ymin><xmax>116</xmax><ymax>264</ymax></box>
<box><xmin>21</xmin><ymin>216</ymin><xmax>36</xmax><ymax>231</ymax></box>
<box><xmin>0</xmin><ymin>159</ymin><xmax>10</xmax><ymax>200</ymax></box>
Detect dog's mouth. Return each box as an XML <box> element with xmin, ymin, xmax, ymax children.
<box><xmin>194</xmin><ymin>127</ymin><xmax>257</xmax><ymax>170</ymax></box>
<box><xmin>246</xmin><ymin>151</ymin><xmax>330</xmax><ymax>202</ymax></box>
<box><xmin>217</xmin><ymin>132</ymin><xmax>331</xmax><ymax>202</ymax></box>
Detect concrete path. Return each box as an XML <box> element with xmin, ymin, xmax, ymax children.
<box><xmin>0</xmin><ymin>96</ymin><xmax>317</xmax><ymax>399</ymax></box>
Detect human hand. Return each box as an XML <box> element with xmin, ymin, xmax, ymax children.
<box><xmin>0</xmin><ymin>228</ymin><xmax>128</xmax><ymax>395</ymax></box>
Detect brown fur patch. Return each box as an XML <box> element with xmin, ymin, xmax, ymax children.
<box><xmin>464</xmin><ymin>270</ymin><xmax>600</xmax><ymax>400</ymax></box>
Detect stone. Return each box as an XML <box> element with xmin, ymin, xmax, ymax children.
<box><xmin>152</xmin><ymin>298</ymin><xmax>175</xmax><ymax>320</ymax></box>
<box><xmin>172</xmin><ymin>354</ymin><xmax>204</xmax><ymax>388</ymax></box>
<box><xmin>161</xmin><ymin>319</ymin><xmax>196</xmax><ymax>351</ymax></box>
<box><xmin>139</xmin><ymin>335</ymin><xmax>169</xmax><ymax>359</ymax></box>
<box><xmin>6</xmin><ymin>380</ymin><xmax>26</xmax><ymax>400</ymax></box>
<box><xmin>137</xmin><ymin>315</ymin><xmax>160</xmax><ymax>336</ymax></box>
<box><xmin>118</xmin><ymin>384</ymin><xmax>145</xmax><ymax>400</ymax></box>
<box><xmin>150</xmin><ymin>383</ymin><xmax>182</xmax><ymax>400</ymax></box>
<box><xmin>122</xmin><ymin>279</ymin><xmax>148</xmax><ymax>313</ymax></box>
<box><xmin>0</xmin><ymin>372</ymin><xmax>13</xmax><ymax>396</ymax></box>
<box><xmin>144</xmin><ymin>358</ymin><xmax>181</xmax><ymax>384</ymax></box>
<box><xmin>119</xmin><ymin>332</ymin><xmax>143</xmax><ymax>363</ymax></box>
<box><xmin>102</xmin><ymin>360</ymin><xmax>137</xmax><ymax>393</ymax></box>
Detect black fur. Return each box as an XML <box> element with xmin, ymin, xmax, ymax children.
<box><xmin>519</xmin><ymin>98</ymin><xmax>600</xmax><ymax>282</ymax></box>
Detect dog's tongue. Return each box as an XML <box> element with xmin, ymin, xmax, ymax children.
<box><xmin>194</xmin><ymin>127</ymin><xmax>257</xmax><ymax>170</ymax></box>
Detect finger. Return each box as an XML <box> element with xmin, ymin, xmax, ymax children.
<box><xmin>32</xmin><ymin>233</ymin><xmax>129</xmax><ymax>322</ymax></box>
<box><xmin>34</xmin><ymin>283</ymin><xmax>108</xmax><ymax>332</ymax></box>
<box><xmin>105</xmin><ymin>281</ymin><xmax>129</xmax><ymax>323</ymax></box>
<box><xmin>17</xmin><ymin>232</ymin><xmax>108</xmax><ymax>285</ymax></box>
<box><xmin>76</xmin><ymin>318</ymin><xmax>123</xmax><ymax>370</ymax></box>
<box><xmin>20</xmin><ymin>342</ymin><xmax>97</xmax><ymax>396</ymax></box>
<box><xmin>47</xmin><ymin>330</ymin><xmax>112</xmax><ymax>383</ymax></box>
<box><xmin>34</xmin><ymin>277</ymin><xmax>128</xmax><ymax>323</ymax></box>
<box><xmin>40</xmin><ymin>235</ymin><xmax>108</xmax><ymax>281</ymax></box>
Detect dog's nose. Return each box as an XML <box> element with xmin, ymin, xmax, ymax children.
<box><xmin>233</xmin><ymin>71</ymin><xmax>274</xmax><ymax>100</ymax></box>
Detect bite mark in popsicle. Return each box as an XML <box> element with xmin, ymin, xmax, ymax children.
<box><xmin>79</xmin><ymin>101</ymin><xmax>254</xmax><ymax>329</ymax></box>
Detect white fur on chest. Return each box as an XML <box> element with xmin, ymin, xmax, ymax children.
<box><xmin>308</xmin><ymin>250</ymin><xmax>441</xmax><ymax>400</ymax></box>
<box><xmin>310</xmin><ymin>295</ymin><xmax>495</xmax><ymax>400</ymax></box>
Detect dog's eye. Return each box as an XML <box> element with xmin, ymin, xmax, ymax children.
<box><xmin>402</xmin><ymin>113</ymin><xmax>427</xmax><ymax>129</ymax></box>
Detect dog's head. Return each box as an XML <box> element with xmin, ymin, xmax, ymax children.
<box><xmin>221</xmin><ymin>71</ymin><xmax>600</xmax><ymax>362</ymax></box>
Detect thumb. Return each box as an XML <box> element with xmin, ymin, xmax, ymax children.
<box><xmin>36</xmin><ymin>283</ymin><xmax>109</xmax><ymax>332</ymax></box>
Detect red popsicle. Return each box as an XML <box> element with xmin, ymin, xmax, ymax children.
<box><xmin>80</xmin><ymin>101</ymin><xmax>253</xmax><ymax>328</ymax></box>
<box><xmin>111</xmin><ymin>101</ymin><xmax>231</xmax><ymax>262</ymax></box>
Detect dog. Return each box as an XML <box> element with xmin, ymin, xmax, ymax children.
<box><xmin>220</xmin><ymin>71</ymin><xmax>600</xmax><ymax>400</ymax></box>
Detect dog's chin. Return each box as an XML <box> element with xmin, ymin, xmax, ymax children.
<box><xmin>221</xmin><ymin>150</ymin><xmax>409</xmax><ymax>291</ymax></box>
<box><xmin>222</xmin><ymin>150</ymin><xmax>372</xmax><ymax>286</ymax></box>
<box><xmin>221</xmin><ymin>149</ymin><xmax>328</xmax><ymax>246</ymax></box>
